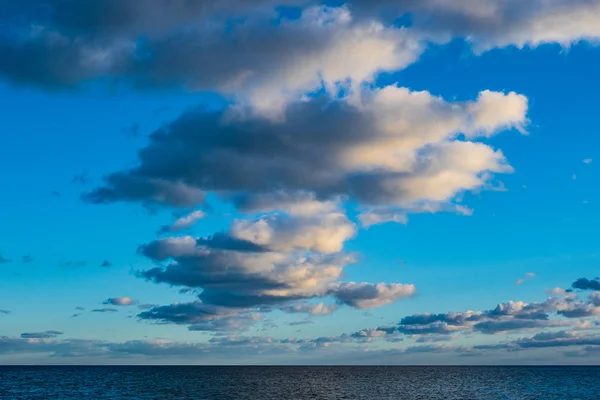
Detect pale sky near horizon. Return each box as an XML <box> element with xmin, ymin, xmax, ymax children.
<box><xmin>1</xmin><ymin>0</ymin><xmax>600</xmax><ymax>365</ymax></box>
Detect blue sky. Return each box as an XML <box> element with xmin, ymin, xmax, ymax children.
<box><xmin>1</xmin><ymin>0</ymin><xmax>600</xmax><ymax>364</ymax></box>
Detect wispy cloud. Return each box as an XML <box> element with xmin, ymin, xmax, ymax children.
<box><xmin>515</xmin><ymin>272</ymin><xmax>536</xmax><ymax>286</ymax></box>
<box><xmin>91</xmin><ymin>308</ymin><xmax>119</xmax><ymax>313</ymax></box>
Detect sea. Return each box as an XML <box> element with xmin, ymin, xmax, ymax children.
<box><xmin>1</xmin><ymin>366</ymin><xmax>599</xmax><ymax>399</ymax></box>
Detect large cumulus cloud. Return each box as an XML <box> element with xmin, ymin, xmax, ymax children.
<box><xmin>2</xmin><ymin>1</ymin><xmax>600</xmax><ymax>96</ymax></box>
<box><xmin>86</xmin><ymin>87</ymin><xmax>527</xmax><ymax>218</ymax></box>
<box><xmin>135</xmin><ymin>208</ymin><xmax>416</xmax><ymax>329</ymax></box>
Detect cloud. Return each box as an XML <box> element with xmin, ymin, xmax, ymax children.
<box><xmin>87</xmin><ymin>87</ymin><xmax>526</xmax><ymax>215</ymax></box>
<box><xmin>0</xmin><ymin>253</ymin><xmax>12</xmax><ymax>264</ymax></box>
<box><xmin>583</xmin><ymin>158</ymin><xmax>593</xmax><ymax>164</ymax></box>
<box><xmin>347</xmin><ymin>0</ymin><xmax>600</xmax><ymax>51</ymax></box>
<box><xmin>91</xmin><ymin>308</ymin><xmax>118</xmax><ymax>313</ymax></box>
<box><xmin>137</xmin><ymin>301</ymin><xmax>264</xmax><ymax>332</ymax></box>
<box><xmin>20</xmin><ymin>331</ymin><xmax>64</xmax><ymax>339</ymax></box>
<box><xmin>0</xmin><ymin>5</ymin><xmax>423</xmax><ymax>116</ymax></box>
<box><xmin>358</xmin><ymin>210</ymin><xmax>408</xmax><ymax>227</ymax></box>
<box><xmin>103</xmin><ymin>297</ymin><xmax>138</xmax><ymax>306</ymax></box>
<box><xmin>288</xmin><ymin>320</ymin><xmax>314</xmax><ymax>326</ymax></box>
<box><xmin>329</xmin><ymin>282</ymin><xmax>416</xmax><ymax>309</ymax></box>
<box><xmin>572</xmin><ymin>278</ymin><xmax>600</xmax><ymax>291</ymax></box>
<box><xmin>188</xmin><ymin>314</ymin><xmax>265</xmax><ymax>332</ymax></box>
<box><xmin>390</xmin><ymin>295</ymin><xmax>600</xmax><ymax>337</ymax></box>
<box><xmin>230</xmin><ymin>210</ymin><xmax>356</xmax><ymax>254</ymax></box>
<box><xmin>281</xmin><ymin>303</ymin><xmax>338</xmax><ymax>316</ymax></box>
<box><xmin>22</xmin><ymin>255</ymin><xmax>33</xmax><ymax>264</ymax></box>
<box><xmin>556</xmin><ymin>303</ymin><xmax>600</xmax><ymax>318</ymax></box>
<box><xmin>0</xmin><ymin>310</ymin><xmax>10</xmax><ymax>315</ymax></box>
<box><xmin>473</xmin><ymin>319</ymin><xmax>552</xmax><ymax>334</ymax></box>
<box><xmin>589</xmin><ymin>292</ymin><xmax>600</xmax><ymax>307</ymax></box>
<box><xmin>515</xmin><ymin>272</ymin><xmax>536</xmax><ymax>285</ymax></box>
<box><xmin>546</xmin><ymin>287</ymin><xmax>568</xmax><ymax>296</ymax></box>
<box><xmin>478</xmin><ymin>330</ymin><xmax>600</xmax><ymax>352</ymax></box>
<box><xmin>135</xmin><ymin>204</ymin><xmax>415</xmax><ymax>330</ymax></box>
<box><xmin>414</xmin><ymin>335</ymin><xmax>456</xmax><ymax>343</ymax></box>
<box><xmin>2</xmin><ymin>1</ymin><xmax>599</xmax><ymax>99</ymax></box>
<box><xmin>100</xmin><ymin>260</ymin><xmax>112</xmax><ymax>267</ymax></box>
<box><xmin>158</xmin><ymin>210</ymin><xmax>206</xmax><ymax>233</ymax></box>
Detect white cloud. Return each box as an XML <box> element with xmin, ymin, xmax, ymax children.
<box><xmin>230</xmin><ymin>210</ymin><xmax>356</xmax><ymax>254</ymax></box>
<box><xmin>281</xmin><ymin>302</ymin><xmax>338</xmax><ymax>316</ymax></box>
<box><xmin>515</xmin><ymin>272</ymin><xmax>536</xmax><ymax>286</ymax></box>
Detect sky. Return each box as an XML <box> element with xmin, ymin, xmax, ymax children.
<box><xmin>0</xmin><ymin>0</ymin><xmax>600</xmax><ymax>365</ymax></box>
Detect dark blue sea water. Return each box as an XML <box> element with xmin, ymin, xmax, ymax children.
<box><xmin>1</xmin><ymin>366</ymin><xmax>599</xmax><ymax>399</ymax></box>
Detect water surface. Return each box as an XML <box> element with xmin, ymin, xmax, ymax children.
<box><xmin>1</xmin><ymin>366</ymin><xmax>599</xmax><ymax>399</ymax></box>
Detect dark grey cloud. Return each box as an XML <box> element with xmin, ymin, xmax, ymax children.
<box><xmin>589</xmin><ymin>292</ymin><xmax>600</xmax><ymax>307</ymax></box>
<box><xmin>75</xmin><ymin>306</ymin><xmax>85</xmax><ymax>311</ymax></box>
<box><xmin>572</xmin><ymin>277</ymin><xmax>600</xmax><ymax>291</ymax></box>
<box><xmin>20</xmin><ymin>331</ymin><xmax>63</xmax><ymax>339</ymax></box>
<box><xmin>329</xmin><ymin>282</ymin><xmax>415</xmax><ymax>309</ymax></box>
<box><xmin>0</xmin><ymin>0</ymin><xmax>291</xmax><ymax>89</ymax></box>
<box><xmin>390</xmin><ymin>297</ymin><xmax>598</xmax><ymax>337</ymax></box>
<box><xmin>415</xmin><ymin>335</ymin><xmax>455</xmax><ymax>343</ymax></box>
<box><xmin>0</xmin><ymin>310</ymin><xmax>10</xmax><ymax>315</ymax></box>
<box><xmin>137</xmin><ymin>301</ymin><xmax>263</xmax><ymax>332</ymax></box>
<box><xmin>473</xmin><ymin>319</ymin><xmax>551</xmax><ymax>335</ymax></box>
<box><xmin>137</xmin><ymin>301</ymin><xmax>240</xmax><ymax>325</ymax></box>
<box><xmin>22</xmin><ymin>255</ymin><xmax>34</xmax><ymax>263</ymax></box>
<box><xmin>557</xmin><ymin>303</ymin><xmax>599</xmax><ymax>318</ymax></box>
<box><xmin>84</xmin><ymin>100</ymin><xmax>376</xmax><ymax>207</ymax></box>
<box><xmin>0</xmin><ymin>0</ymin><xmax>299</xmax><ymax>38</ymax></box>
<box><xmin>399</xmin><ymin>312</ymin><xmax>479</xmax><ymax>326</ymax></box>
<box><xmin>194</xmin><ymin>234</ymin><xmax>268</xmax><ymax>253</ymax></box>
<box><xmin>476</xmin><ymin>331</ymin><xmax>600</xmax><ymax>352</ymax></box>
<box><xmin>100</xmin><ymin>260</ymin><xmax>112</xmax><ymax>267</ymax></box>
<box><xmin>91</xmin><ymin>308</ymin><xmax>118</xmax><ymax>313</ymax></box>
<box><xmin>288</xmin><ymin>320</ymin><xmax>314</xmax><ymax>326</ymax></box>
